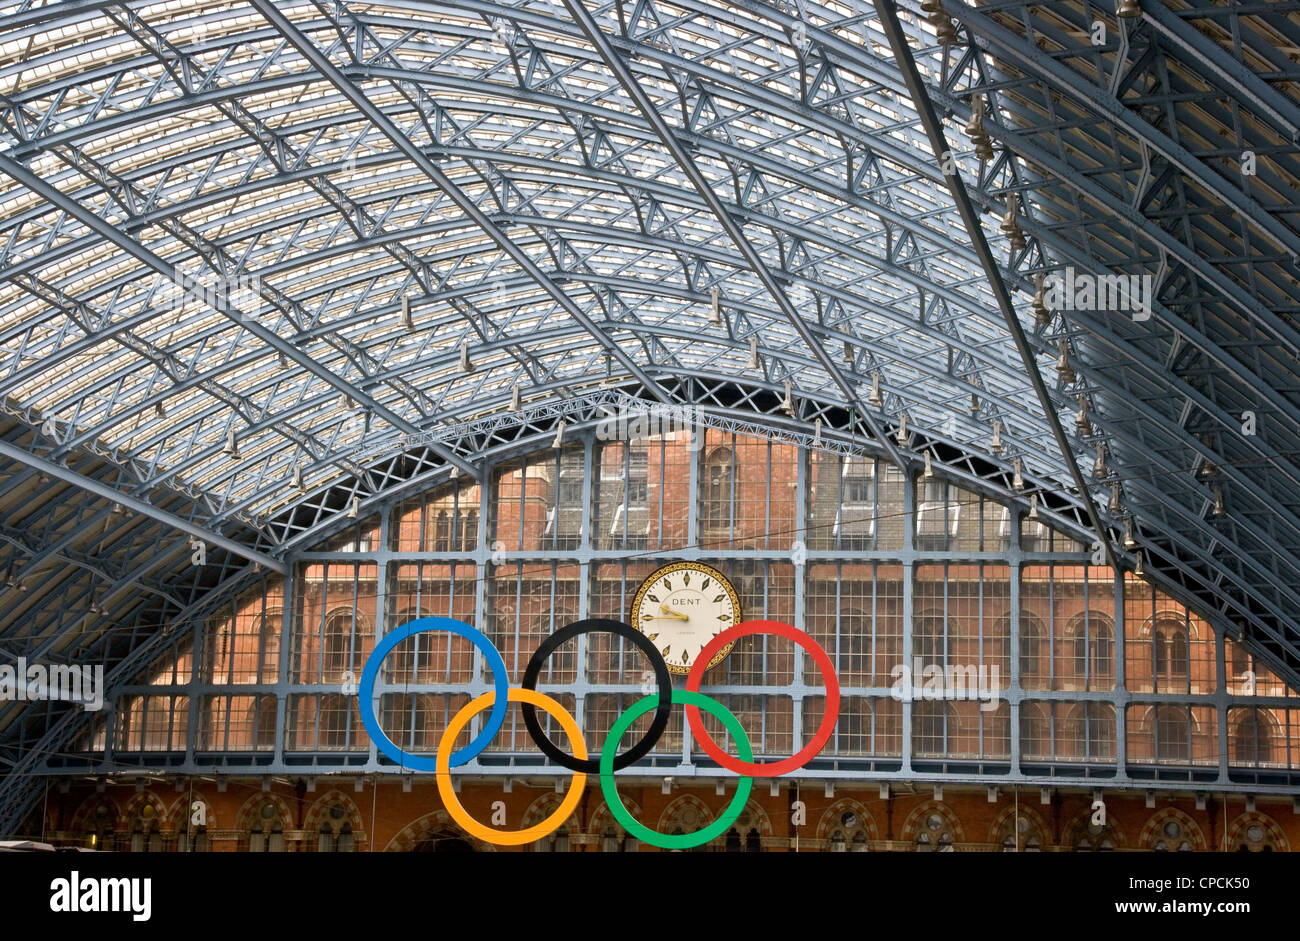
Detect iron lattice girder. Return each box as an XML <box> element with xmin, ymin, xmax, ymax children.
<box><xmin>0</xmin><ymin>1</ymin><xmax>1279</xmax><ymax>522</ymax></box>
<box><xmin>246</xmin><ymin>0</ymin><xmax>678</xmax><ymax>410</ymax></box>
<box><xmin>945</xmin><ymin>0</ymin><xmax>1300</xmax><ymax>356</ymax></box>
<box><xmin>0</xmin><ymin>152</ymin><xmax>481</xmax><ymax>479</ymax></box>
<box><xmin>0</xmin><ymin>437</ymin><xmax>284</xmax><ymax>573</ymax></box>
<box><xmin>561</xmin><ymin>0</ymin><xmax>907</xmax><ymax>469</ymax></box>
<box><xmin>872</xmin><ymin>0</ymin><xmax>1112</xmax><ymax>567</ymax></box>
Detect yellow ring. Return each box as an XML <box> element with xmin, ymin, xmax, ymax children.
<box><xmin>436</xmin><ymin>688</ymin><xmax>586</xmax><ymax>846</ymax></box>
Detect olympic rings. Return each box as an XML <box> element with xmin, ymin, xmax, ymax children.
<box><xmin>436</xmin><ymin>688</ymin><xmax>587</xmax><ymax>845</ymax></box>
<box><xmin>356</xmin><ymin>614</ymin><xmax>839</xmax><ymax>848</ymax></box>
<box><xmin>600</xmin><ymin>691</ymin><xmax>754</xmax><ymax>850</ymax></box>
<box><xmin>684</xmin><ymin>620</ymin><xmax>841</xmax><ymax>776</ymax></box>
<box><xmin>520</xmin><ymin>618</ymin><xmax>673</xmax><ymax>773</ymax></box>
<box><xmin>357</xmin><ymin>616</ymin><xmax>509</xmax><ymax>770</ymax></box>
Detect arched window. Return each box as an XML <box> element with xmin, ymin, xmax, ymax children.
<box><xmin>322</xmin><ymin>610</ymin><xmax>354</xmax><ymax>683</ymax></box>
<box><xmin>248</xmin><ymin>801</ymin><xmax>284</xmax><ymax>853</ymax></box>
<box><xmin>1094</xmin><ymin>622</ymin><xmax>1113</xmax><ymax>678</ymax></box>
<box><xmin>534</xmin><ymin>825</ymin><xmax>569</xmax><ymax>853</ymax></box>
<box><xmin>914</xmin><ymin>611</ymin><xmax>945</xmax><ymax>664</ymax></box>
<box><xmin>312</xmin><ymin>804</ymin><xmax>355</xmax><ymax>852</ymax></box>
<box><xmin>1019</xmin><ymin>702</ymin><xmax>1049</xmax><ymax>761</ymax></box>
<box><xmin>1151</xmin><ymin>818</ymin><xmax>1193</xmax><ymax>852</ymax></box>
<box><xmin>1235</xmin><ymin>822</ymin><xmax>1278</xmax><ymax>852</ymax></box>
<box><xmin>601</xmin><ymin>826</ymin><xmax>638</xmax><ymax>853</ymax></box>
<box><xmin>837</xmin><ymin>457</ymin><xmax>876</xmax><ymax>549</ymax></box>
<box><xmin>129</xmin><ymin>804</ymin><xmax>161</xmax><ymax>853</ymax></box>
<box><xmin>1020</xmin><ymin>616</ymin><xmax>1043</xmax><ymax>682</ymax></box>
<box><xmin>997</xmin><ymin>812</ymin><xmax>1045</xmax><ymax>852</ymax></box>
<box><xmin>1074</xmin><ymin>819</ymin><xmax>1117</xmax><ymax>852</ymax></box>
<box><xmin>319</xmin><ymin>693</ymin><xmax>351</xmax><ymax>749</ymax></box>
<box><xmin>914</xmin><ymin>811</ymin><xmax>956</xmax><ymax>852</ymax></box>
<box><xmin>176</xmin><ymin>818</ymin><xmax>210</xmax><ymax>853</ymax></box>
<box><xmin>1155</xmin><ymin>706</ymin><xmax>1190</xmax><ymax>762</ymax></box>
<box><xmin>1068</xmin><ymin>613</ymin><xmax>1113</xmax><ymax>685</ymax></box>
<box><xmin>259</xmin><ymin>610</ymin><xmax>282</xmax><ymax>680</ymax></box>
<box><xmin>434</xmin><ymin>510</ymin><xmax>451</xmax><ymax>551</ymax></box>
<box><xmin>839</xmin><ymin>608</ymin><xmax>873</xmax><ymax>686</ymax></box>
<box><xmin>1231</xmin><ymin>711</ymin><xmax>1274</xmax><ymax>766</ymax></box>
<box><xmin>702</xmin><ymin>447</ymin><xmax>734</xmax><ymax>532</ymax></box>
<box><xmin>913</xmin><ymin>702</ymin><xmax>947</xmax><ymax>758</ymax></box>
<box><xmin>1153</xmin><ymin>617</ymin><xmax>1190</xmax><ymax>690</ymax></box>
<box><xmin>1061</xmin><ymin>703</ymin><xmax>1116</xmax><ymax>762</ymax></box>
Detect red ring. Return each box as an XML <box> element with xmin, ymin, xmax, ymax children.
<box><xmin>684</xmin><ymin>619</ymin><xmax>840</xmax><ymax>776</ymax></box>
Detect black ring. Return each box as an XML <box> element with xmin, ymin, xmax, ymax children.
<box><xmin>520</xmin><ymin>618</ymin><xmax>672</xmax><ymax>773</ymax></box>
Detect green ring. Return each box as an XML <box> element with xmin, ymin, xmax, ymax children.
<box><xmin>600</xmin><ymin>690</ymin><xmax>754</xmax><ymax>850</ymax></box>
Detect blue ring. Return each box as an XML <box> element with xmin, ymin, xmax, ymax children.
<box><xmin>357</xmin><ymin>616</ymin><xmax>508</xmax><ymax>769</ymax></box>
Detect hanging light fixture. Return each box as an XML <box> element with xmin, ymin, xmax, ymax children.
<box><xmin>460</xmin><ymin>340</ymin><xmax>473</xmax><ymax>373</ymax></box>
<box><xmin>1134</xmin><ymin>550</ymin><xmax>1145</xmax><ymax>577</ymax></box>
<box><xmin>348</xmin><ymin>496</ymin><xmax>359</xmax><ymax>519</ymax></box>
<box><xmin>868</xmin><ymin>373</ymin><xmax>883</xmax><ymax>408</ymax></box>
<box><xmin>1056</xmin><ymin>339</ymin><xmax>1076</xmax><ymax>384</ymax></box>
<box><xmin>843</xmin><ymin>340</ymin><xmax>854</xmax><ymax>364</ymax></box>
<box><xmin>1027</xmin><ymin>493</ymin><xmax>1039</xmax><ymax>521</ymax></box>
<box><xmin>782</xmin><ymin>380</ymin><xmax>795</xmax><ymax>416</ymax></box>
<box><xmin>964</xmin><ymin>95</ymin><xmax>987</xmax><ymax>139</ymax></box>
<box><xmin>1109</xmin><ymin>482</ymin><xmax>1122</xmax><ymax>515</ymax></box>
<box><xmin>509</xmin><ymin>384</ymin><xmax>521</xmax><ymax>413</ymax></box>
<box><xmin>292</xmin><ymin>465</ymin><xmax>304</xmax><ymax>491</ymax></box>
<box><xmin>154</xmin><ymin>402</ymin><xmax>166</xmax><ymax>420</ymax></box>
<box><xmin>1093</xmin><ymin>442</ymin><xmax>1108</xmax><ymax>479</ymax></box>
<box><xmin>224</xmin><ymin>427</ymin><xmax>240</xmax><ymax>458</ymax></box>
<box><xmin>1199</xmin><ymin>436</ymin><xmax>1217</xmax><ymax>477</ymax></box>
<box><xmin>990</xmin><ymin>419</ymin><xmax>1004</xmax><ymax>454</ymax></box>
<box><xmin>749</xmin><ymin>336</ymin><xmax>760</xmax><ymax>370</ymax></box>
<box><xmin>1000</xmin><ymin>193</ymin><xmax>1020</xmax><ymax>236</ymax></box>
<box><xmin>895</xmin><ymin>413</ymin><xmax>910</xmax><ymax>447</ymax></box>
<box><xmin>969</xmin><ymin>392</ymin><xmax>980</xmax><ymax>416</ymax></box>
<box><xmin>1075</xmin><ymin>397</ymin><xmax>1090</xmax><ymax>438</ymax></box>
<box><xmin>401</xmin><ymin>295</ymin><xmax>414</xmax><ymax>330</ymax></box>
<box><xmin>449</xmin><ymin>464</ymin><xmax>460</xmax><ymax>480</ymax></box>
<box><xmin>813</xmin><ymin>418</ymin><xmax>823</xmax><ymax>446</ymax></box>
<box><xmin>1012</xmin><ymin>459</ymin><xmax>1025</xmax><ymax>490</ymax></box>
<box><xmin>709</xmin><ymin>285</ymin><xmax>722</xmax><ymax>325</ymax></box>
<box><xmin>1117</xmin><ymin>0</ymin><xmax>1142</xmax><ymax>19</ymax></box>
<box><xmin>923</xmin><ymin>450</ymin><xmax>934</xmax><ymax>479</ymax></box>
<box><xmin>1212</xmin><ymin>485</ymin><xmax>1226</xmax><ymax>518</ymax></box>
<box><xmin>1123</xmin><ymin>517</ymin><xmax>1137</xmax><ymax>549</ymax></box>
<box><xmin>277</xmin><ymin>350</ymin><xmax>288</xmax><ymax>368</ymax></box>
<box><xmin>1032</xmin><ymin>275</ymin><xmax>1051</xmax><ymax>328</ymax></box>
<box><xmin>552</xmin><ymin>420</ymin><xmax>567</xmax><ymax>449</ymax></box>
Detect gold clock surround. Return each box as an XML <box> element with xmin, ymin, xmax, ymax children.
<box><xmin>629</xmin><ymin>561</ymin><xmax>743</xmax><ymax>675</ymax></box>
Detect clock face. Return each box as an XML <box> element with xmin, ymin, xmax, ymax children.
<box><xmin>630</xmin><ymin>562</ymin><xmax>741</xmax><ymax>675</ymax></box>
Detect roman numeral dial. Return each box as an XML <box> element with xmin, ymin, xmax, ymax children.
<box><xmin>630</xmin><ymin>561</ymin><xmax>742</xmax><ymax>676</ymax></box>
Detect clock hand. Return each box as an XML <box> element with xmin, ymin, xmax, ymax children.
<box><xmin>642</xmin><ymin>614</ymin><xmax>688</xmax><ymax>621</ymax></box>
<box><xmin>660</xmin><ymin>604</ymin><xmax>690</xmax><ymax>619</ymax></box>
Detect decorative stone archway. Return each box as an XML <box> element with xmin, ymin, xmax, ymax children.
<box><xmin>384</xmin><ymin>809</ymin><xmax>495</xmax><ymax>853</ymax></box>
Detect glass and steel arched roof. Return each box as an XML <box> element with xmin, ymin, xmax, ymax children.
<box><xmin>0</xmin><ymin>0</ymin><xmax>1298</xmax><ymax>736</ymax></box>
